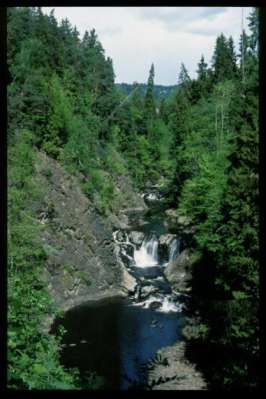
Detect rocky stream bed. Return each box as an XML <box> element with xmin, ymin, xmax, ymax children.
<box><xmin>38</xmin><ymin>153</ymin><xmax>206</xmax><ymax>389</ymax></box>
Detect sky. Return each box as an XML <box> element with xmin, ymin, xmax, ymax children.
<box><xmin>42</xmin><ymin>7</ymin><xmax>252</xmax><ymax>85</ymax></box>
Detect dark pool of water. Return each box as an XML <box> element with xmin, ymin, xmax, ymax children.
<box><xmin>51</xmin><ymin>298</ymin><xmax>184</xmax><ymax>390</ymax></box>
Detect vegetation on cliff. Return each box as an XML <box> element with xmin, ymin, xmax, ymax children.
<box><xmin>7</xmin><ymin>6</ymin><xmax>259</xmax><ymax>389</ymax></box>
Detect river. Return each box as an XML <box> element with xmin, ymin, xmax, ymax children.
<box><xmin>51</xmin><ymin>192</ymin><xmax>187</xmax><ymax>389</ymax></box>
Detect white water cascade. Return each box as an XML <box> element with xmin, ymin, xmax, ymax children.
<box><xmin>145</xmin><ymin>193</ymin><xmax>158</xmax><ymax>201</ymax></box>
<box><xmin>132</xmin><ymin>294</ymin><xmax>183</xmax><ymax>313</ymax></box>
<box><xmin>134</xmin><ymin>234</ymin><xmax>159</xmax><ymax>267</ymax></box>
<box><xmin>168</xmin><ymin>239</ymin><xmax>180</xmax><ymax>263</ymax></box>
<box><xmin>113</xmin><ymin>227</ymin><xmax>185</xmax><ymax>314</ymax></box>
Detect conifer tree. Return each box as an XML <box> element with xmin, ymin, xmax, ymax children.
<box><xmin>228</xmin><ymin>36</ymin><xmax>238</xmax><ymax>77</ymax></box>
<box><xmin>247</xmin><ymin>8</ymin><xmax>259</xmax><ymax>55</ymax></box>
<box><xmin>212</xmin><ymin>34</ymin><xmax>237</xmax><ymax>82</ymax></box>
<box><xmin>196</xmin><ymin>55</ymin><xmax>211</xmax><ymax>98</ymax></box>
<box><xmin>144</xmin><ymin>63</ymin><xmax>156</xmax><ymax>127</ymax></box>
<box><xmin>197</xmin><ymin>55</ymin><xmax>208</xmax><ymax>80</ymax></box>
<box><xmin>178</xmin><ymin>63</ymin><xmax>191</xmax><ymax>91</ymax></box>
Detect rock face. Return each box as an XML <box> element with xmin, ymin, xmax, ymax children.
<box><xmin>35</xmin><ymin>151</ymin><xmax>143</xmax><ymax>314</ymax></box>
<box><xmin>147</xmin><ymin>342</ymin><xmax>207</xmax><ymax>390</ymax></box>
<box><xmin>159</xmin><ymin>233</ymin><xmax>176</xmax><ymax>246</ymax></box>
<box><xmin>164</xmin><ymin>249</ymin><xmax>193</xmax><ymax>293</ymax></box>
<box><xmin>120</xmin><ymin>267</ymin><xmax>137</xmax><ymax>294</ymax></box>
<box><xmin>129</xmin><ymin>231</ymin><xmax>145</xmax><ymax>246</ymax></box>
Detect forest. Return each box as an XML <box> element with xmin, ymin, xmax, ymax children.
<box><xmin>7</xmin><ymin>7</ymin><xmax>259</xmax><ymax>390</ymax></box>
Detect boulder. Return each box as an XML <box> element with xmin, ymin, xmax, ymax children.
<box><xmin>129</xmin><ymin>231</ymin><xmax>145</xmax><ymax>246</ymax></box>
<box><xmin>165</xmin><ymin>209</ymin><xmax>177</xmax><ymax>222</ymax></box>
<box><xmin>164</xmin><ymin>249</ymin><xmax>193</xmax><ymax>292</ymax></box>
<box><xmin>149</xmin><ymin>301</ymin><xmax>162</xmax><ymax>310</ymax></box>
<box><xmin>159</xmin><ymin>234</ymin><xmax>176</xmax><ymax>246</ymax></box>
<box><xmin>177</xmin><ymin>215</ymin><xmax>192</xmax><ymax>227</ymax></box>
<box><xmin>121</xmin><ymin>267</ymin><xmax>137</xmax><ymax>294</ymax></box>
<box><xmin>158</xmin><ymin>234</ymin><xmax>177</xmax><ymax>263</ymax></box>
<box><xmin>140</xmin><ymin>285</ymin><xmax>159</xmax><ymax>300</ymax></box>
<box><xmin>108</xmin><ymin>213</ymin><xmax>129</xmax><ymax>230</ymax></box>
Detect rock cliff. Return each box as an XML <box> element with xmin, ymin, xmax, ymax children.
<box><xmin>35</xmin><ymin>151</ymin><xmax>145</xmax><ymax>314</ymax></box>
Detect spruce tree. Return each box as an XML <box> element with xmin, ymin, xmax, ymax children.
<box><xmin>212</xmin><ymin>34</ymin><xmax>237</xmax><ymax>82</ymax></box>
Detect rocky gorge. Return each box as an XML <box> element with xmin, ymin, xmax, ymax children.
<box><xmin>37</xmin><ymin>151</ymin><xmax>206</xmax><ymax>390</ymax></box>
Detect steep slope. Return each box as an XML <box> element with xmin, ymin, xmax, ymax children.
<box><xmin>35</xmin><ymin>151</ymin><xmax>145</xmax><ymax>315</ymax></box>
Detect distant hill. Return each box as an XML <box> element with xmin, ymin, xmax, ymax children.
<box><xmin>115</xmin><ymin>83</ymin><xmax>178</xmax><ymax>101</ymax></box>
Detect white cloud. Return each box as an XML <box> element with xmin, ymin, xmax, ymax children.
<box><xmin>42</xmin><ymin>7</ymin><xmax>252</xmax><ymax>85</ymax></box>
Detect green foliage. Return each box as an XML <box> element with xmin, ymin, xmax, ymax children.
<box><xmin>8</xmin><ymin>130</ymin><xmax>80</xmax><ymax>389</ymax></box>
<box><xmin>212</xmin><ymin>33</ymin><xmax>237</xmax><ymax>82</ymax></box>
<box><xmin>8</xmin><ymin>6</ymin><xmax>259</xmax><ymax>390</ymax></box>
<box><xmin>177</xmin><ymin>9</ymin><xmax>259</xmax><ymax>389</ymax></box>
<box><xmin>144</xmin><ymin>63</ymin><xmax>156</xmax><ymax>127</ymax></box>
<box><xmin>43</xmin><ymin>74</ymin><xmax>73</xmax><ymax>156</ymax></box>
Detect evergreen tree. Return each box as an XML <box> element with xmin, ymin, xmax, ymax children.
<box><xmin>178</xmin><ymin>62</ymin><xmax>191</xmax><ymax>92</ymax></box>
<box><xmin>7</xmin><ymin>6</ymin><xmax>259</xmax><ymax>390</ymax></box>
<box><xmin>197</xmin><ymin>55</ymin><xmax>208</xmax><ymax>80</ymax></box>
<box><xmin>144</xmin><ymin>63</ymin><xmax>156</xmax><ymax>127</ymax></box>
<box><xmin>212</xmin><ymin>34</ymin><xmax>237</xmax><ymax>82</ymax></box>
<box><xmin>228</xmin><ymin>36</ymin><xmax>238</xmax><ymax>77</ymax></box>
<box><xmin>195</xmin><ymin>55</ymin><xmax>212</xmax><ymax>99</ymax></box>
<box><xmin>247</xmin><ymin>8</ymin><xmax>259</xmax><ymax>55</ymax></box>
<box><xmin>238</xmin><ymin>30</ymin><xmax>249</xmax><ymax>83</ymax></box>
<box><xmin>130</xmin><ymin>82</ymin><xmax>145</xmax><ymax>134</ymax></box>
<box><xmin>179</xmin><ymin>9</ymin><xmax>259</xmax><ymax>389</ymax></box>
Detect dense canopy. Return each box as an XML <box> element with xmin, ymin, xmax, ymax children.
<box><xmin>7</xmin><ymin>7</ymin><xmax>259</xmax><ymax>390</ymax></box>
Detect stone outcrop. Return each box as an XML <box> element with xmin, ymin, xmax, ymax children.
<box><xmin>120</xmin><ymin>267</ymin><xmax>137</xmax><ymax>294</ymax></box>
<box><xmin>147</xmin><ymin>342</ymin><xmax>207</xmax><ymax>390</ymax></box>
<box><xmin>159</xmin><ymin>233</ymin><xmax>176</xmax><ymax>246</ymax></box>
<box><xmin>129</xmin><ymin>231</ymin><xmax>145</xmax><ymax>246</ymax></box>
<box><xmin>164</xmin><ymin>249</ymin><xmax>193</xmax><ymax>293</ymax></box>
<box><xmin>35</xmin><ymin>151</ymin><xmax>143</xmax><ymax>315</ymax></box>
<box><xmin>165</xmin><ymin>208</ymin><xmax>178</xmax><ymax>222</ymax></box>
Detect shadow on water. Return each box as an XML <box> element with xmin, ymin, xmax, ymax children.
<box><xmin>51</xmin><ymin>296</ymin><xmax>185</xmax><ymax>390</ymax></box>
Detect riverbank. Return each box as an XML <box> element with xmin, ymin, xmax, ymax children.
<box><xmin>40</xmin><ymin>152</ymin><xmax>206</xmax><ymax>390</ymax></box>
<box><xmin>147</xmin><ymin>342</ymin><xmax>207</xmax><ymax>390</ymax></box>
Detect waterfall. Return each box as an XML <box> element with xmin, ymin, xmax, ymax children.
<box><xmin>134</xmin><ymin>234</ymin><xmax>158</xmax><ymax>268</ymax></box>
<box><xmin>168</xmin><ymin>239</ymin><xmax>180</xmax><ymax>263</ymax></box>
<box><xmin>146</xmin><ymin>193</ymin><xmax>158</xmax><ymax>201</ymax></box>
<box><xmin>113</xmin><ymin>227</ymin><xmax>183</xmax><ymax>314</ymax></box>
